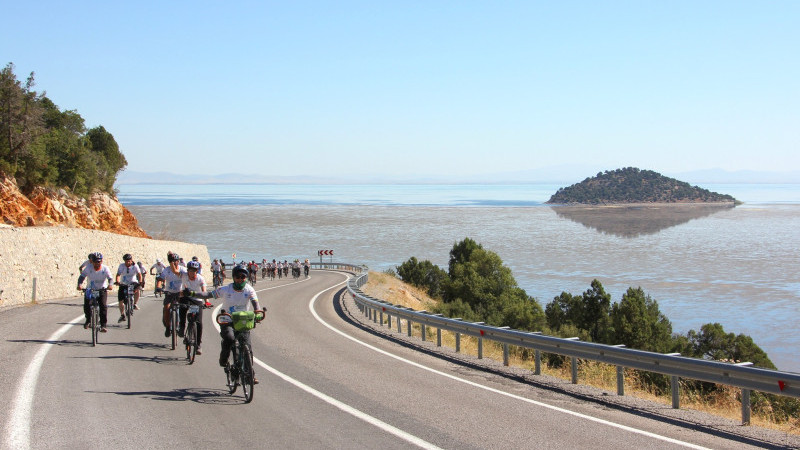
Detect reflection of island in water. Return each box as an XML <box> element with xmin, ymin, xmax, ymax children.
<box><xmin>551</xmin><ymin>203</ymin><xmax>734</xmax><ymax>238</ymax></box>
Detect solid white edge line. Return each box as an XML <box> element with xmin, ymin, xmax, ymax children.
<box><xmin>5</xmin><ymin>313</ymin><xmax>85</xmax><ymax>450</ymax></box>
<box><xmin>210</xmin><ymin>289</ymin><xmax>442</xmax><ymax>450</ymax></box>
<box><xmin>308</xmin><ymin>273</ymin><xmax>710</xmax><ymax>450</ymax></box>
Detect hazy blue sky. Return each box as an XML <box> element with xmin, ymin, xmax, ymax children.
<box><xmin>3</xmin><ymin>1</ymin><xmax>798</xmax><ymax>179</ymax></box>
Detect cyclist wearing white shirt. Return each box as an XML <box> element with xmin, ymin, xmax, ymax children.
<box><xmin>178</xmin><ymin>260</ymin><xmax>210</xmax><ymax>354</ymax></box>
<box><xmin>150</xmin><ymin>258</ymin><xmax>167</xmax><ymax>291</ymax></box>
<box><xmin>160</xmin><ymin>253</ymin><xmax>187</xmax><ymax>337</ymax></box>
<box><xmin>115</xmin><ymin>253</ymin><xmax>143</xmax><ymax>323</ymax></box>
<box><xmin>191</xmin><ymin>264</ymin><xmax>263</xmax><ymax>382</ymax></box>
<box><xmin>76</xmin><ymin>252</ymin><xmax>114</xmax><ymax>331</ymax></box>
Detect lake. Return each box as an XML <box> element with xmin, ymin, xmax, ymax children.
<box><xmin>119</xmin><ymin>183</ymin><xmax>800</xmax><ymax>372</ymax></box>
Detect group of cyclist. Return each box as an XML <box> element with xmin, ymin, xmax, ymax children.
<box><xmin>241</xmin><ymin>258</ymin><xmax>310</xmax><ymax>280</ymax></box>
<box><xmin>76</xmin><ymin>251</ymin><xmax>264</xmax><ymax>382</ymax></box>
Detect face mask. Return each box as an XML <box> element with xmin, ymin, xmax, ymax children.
<box><xmin>233</xmin><ymin>281</ymin><xmax>246</xmax><ymax>290</ymax></box>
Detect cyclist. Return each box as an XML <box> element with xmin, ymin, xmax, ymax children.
<box><xmin>136</xmin><ymin>261</ymin><xmax>147</xmax><ymax>306</ymax></box>
<box><xmin>303</xmin><ymin>259</ymin><xmax>310</xmax><ymax>276</ymax></box>
<box><xmin>114</xmin><ymin>253</ymin><xmax>143</xmax><ymax>323</ymax></box>
<box><xmin>76</xmin><ymin>252</ymin><xmax>113</xmax><ymax>332</ymax></box>
<box><xmin>191</xmin><ymin>264</ymin><xmax>263</xmax><ymax>383</ymax></box>
<box><xmin>161</xmin><ymin>252</ymin><xmax>187</xmax><ymax>337</ymax></box>
<box><xmin>150</xmin><ymin>258</ymin><xmax>167</xmax><ymax>293</ymax></box>
<box><xmin>211</xmin><ymin>258</ymin><xmax>221</xmax><ymax>280</ymax></box>
<box><xmin>191</xmin><ymin>256</ymin><xmax>203</xmax><ymax>274</ymax></box>
<box><xmin>178</xmin><ymin>260</ymin><xmax>211</xmax><ymax>355</ymax></box>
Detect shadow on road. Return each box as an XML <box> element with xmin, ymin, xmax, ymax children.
<box><xmin>90</xmin><ymin>387</ymin><xmax>244</xmax><ymax>405</ymax></box>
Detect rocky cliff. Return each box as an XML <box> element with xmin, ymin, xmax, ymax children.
<box><xmin>0</xmin><ymin>174</ymin><xmax>149</xmax><ymax>238</ymax></box>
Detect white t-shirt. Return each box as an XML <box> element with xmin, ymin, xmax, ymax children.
<box><xmin>161</xmin><ymin>266</ymin><xmax>188</xmax><ymax>293</ymax></box>
<box><xmin>181</xmin><ymin>273</ymin><xmax>207</xmax><ymax>292</ymax></box>
<box><xmin>213</xmin><ymin>284</ymin><xmax>259</xmax><ymax>313</ymax></box>
<box><xmin>80</xmin><ymin>264</ymin><xmax>113</xmax><ymax>290</ymax></box>
<box><xmin>151</xmin><ymin>261</ymin><xmax>167</xmax><ymax>276</ymax></box>
<box><xmin>116</xmin><ymin>263</ymin><xmax>142</xmax><ymax>285</ymax></box>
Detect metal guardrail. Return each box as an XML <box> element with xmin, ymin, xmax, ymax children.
<box><xmin>331</xmin><ymin>267</ymin><xmax>800</xmax><ymax>426</ymax></box>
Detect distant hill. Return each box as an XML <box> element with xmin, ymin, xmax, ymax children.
<box><xmin>546</xmin><ymin>168</ymin><xmax>737</xmax><ymax>205</ymax></box>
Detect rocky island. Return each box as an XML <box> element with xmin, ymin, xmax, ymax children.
<box><xmin>546</xmin><ymin>167</ymin><xmax>737</xmax><ymax>205</ymax></box>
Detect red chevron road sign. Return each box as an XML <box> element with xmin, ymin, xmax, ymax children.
<box><xmin>318</xmin><ymin>250</ymin><xmax>334</xmax><ymax>256</ymax></box>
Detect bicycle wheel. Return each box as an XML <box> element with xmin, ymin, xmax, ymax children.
<box><xmin>240</xmin><ymin>345</ymin><xmax>254</xmax><ymax>403</ymax></box>
<box><xmin>126</xmin><ymin>296</ymin><xmax>133</xmax><ymax>329</ymax></box>
<box><xmin>170</xmin><ymin>307</ymin><xmax>178</xmax><ymax>350</ymax></box>
<box><xmin>90</xmin><ymin>304</ymin><xmax>98</xmax><ymax>347</ymax></box>
<box><xmin>186</xmin><ymin>322</ymin><xmax>197</xmax><ymax>364</ymax></box>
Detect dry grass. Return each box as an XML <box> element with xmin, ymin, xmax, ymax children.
<box><xmin>361</xmin><ymin>271</ymin><xmax>800</xmax><ymax>435</ymax></box>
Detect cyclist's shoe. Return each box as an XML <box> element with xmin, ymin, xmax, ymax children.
<box><xmin>117</xmin><ymin>315</ymin><xmax>125</xmax><ymax>323</ymax></box>
<box><xmin>177</xmin><ymin>327</ymin><xmax>185</xmax><ymax>338</ymax></box>
<box><xmin>254</xmin><ymin>377</ymin><xmax>259</xmax><ymax>385</ymax></box>
<box><xmin>134</xmin><ymin>304</ymin><xmax>140</xmax><ymax>310</ymax></box>
<box><xmin>164</xmin><ymin>327</ymin><xmax>171</xmax><ymax>337</ymax></box>
<box><xmin>83</xmin><ymin>320</ymin><xmax>90</xmax><ymax>329</ymax></box>
<box><xmin>100</xmin><ymin>327</ymin><xmax>108</xmax><ymax>333</ymax></box>
<box><xmin>219</xmin><ymin>358</ymin><xmax>227</xmax><ymax>367</ymax></box>
<box><xmin>196</xmin><ymin>345</ymin><xmax>202</xmax><ymax>355</ymax></box>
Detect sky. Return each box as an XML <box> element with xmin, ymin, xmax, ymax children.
<box><xmin>2</xmin><ymin>1</ymin><xmax>799</xmax><ymax>180</ymax></box>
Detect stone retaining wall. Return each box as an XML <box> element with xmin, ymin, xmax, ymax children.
<box><xmin>0</xmin><ymin>225</ymin><xmax>209</xmax><ymax>309</ymax></box>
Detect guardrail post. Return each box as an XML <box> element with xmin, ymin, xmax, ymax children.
<box><xmin>397</xmin><ymin>317</ymin><xmax>402</xmax><ymax>333</ymax></box>
<box><xmin>478</xmin><ymin>337</ymin><xmax>483</xmax><ymax>359</ymax></box>
<box><xmin>407</xmin><ymin>319</ymin><xmax>412</xmax><ymax>337</ymax></box>
<box><xmin>421</xmin><ymin>324</ymin><xmax>426</xmax><ymax>342</ymax></box>
<box><xmin>379</xmin><ymin>310</ymin><xmax>384</xmax><ymax>325</ymax></box>
<box><xmin>617</xmin><ymin>366</ymin><xmax>624</xmax><ymax>396</ymax></box>
<box><xmin>671</xmin><ymin>376</ymin><xmax>680</xmax><ymax>409</ymax></box>
<box><xmin>534</xmin><ymin>349</ymin><xmax>541</xmax><ymax>375</ymax></box>
<box><xmin>503</xmin><ymin>344</ymin><xmax>510</xmax><ymax>366</ymax></box>
<box><xmin>742</xmin><ymin>389</ymin><xmax>751</xmax><ymax>425</ymax></box>
<box><xmin>571</xmin><ymin>357</ymin><xmax>578</xmax><ymax>384</ymax></box>
<box><xmin>387</xmin><ymin>314</ymin><xmax>392</xmax><ymax>328</ymax></box>
<box><xmin>455</xmin><ymin>333</ymin><xmax>461</xmax><ymax>352</ymax></box>
<box><xmin>437</xmin><ymin>328</ymin><xmax>442</xmax><ymax>347</ymax></box>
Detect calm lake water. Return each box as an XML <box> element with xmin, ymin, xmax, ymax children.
<box><xmin>120</xmin><ymin>183</ymin><xmax>800</xmax><ymax>372</ymax></box>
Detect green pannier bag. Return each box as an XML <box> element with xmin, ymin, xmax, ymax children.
<box><xmin>231</xmin><ymin>311</ymin><xmax>255</xmax><ymax>331</ymax></box>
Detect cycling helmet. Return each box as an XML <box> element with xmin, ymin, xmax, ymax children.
<box><xmin>156</xmin><ymin>258</ymin><xmax>162</xmax><ymax>263</ymax></box>
<box><xmin>232</xmin><ymin>264</ymin><xmax>249</xmax><ymax>279</ymax></box>
<box><xmin>123</xmin><ymin>253</ymin><xmax>133</xmax><ymax>261</ymax></box>
<box><xmin>187</xmin><ymin>260</ymin><xmax>201</xmax><ymax>271</ymax></box>
<box><xmin>168</xmin><ymin>253</ymin><xmax>181</xmax><ymax>263</ymax></box>
<box><xmin>90</xmin><ymin>252</ymin><xmax>103</xmax><ymax>262</ymax></box>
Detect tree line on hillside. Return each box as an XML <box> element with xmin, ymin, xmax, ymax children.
<box><xmin>547</xmin><ymin>167</ymin><xmax>737</xmax><ymax>204</ymax></box>
<box><xmin>394</xmin><ymin>238</ymin><xmax>797</xmax><ymax>422</ymax></box>
<box><xmin>0</xmin><ymin>62</ymin><xmax>126</xmax><ymax>197</ymax></box>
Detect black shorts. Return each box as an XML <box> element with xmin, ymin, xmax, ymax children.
<box><xmin>117</xmin><ymin>284</ymin><xmax>139</xmax><ymax>302</ymax></box>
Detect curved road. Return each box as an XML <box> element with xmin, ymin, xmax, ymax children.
<box><xmin>1</xmin><ymin>270</ymin><xmax>796</xmax><ymax>449</ymax></box>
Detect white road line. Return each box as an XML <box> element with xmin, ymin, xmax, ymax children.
<box><xmin>212</xmin><ymin>281</ymin><xmax>442</xmax><ymax>450</ymax></box>
<box><xmin>4</xmin><ymin>313</ymin><xmax>85</xmax><ymax>450</ymax></box>
<box><xmin>308</xmin><ymin>273</ymin><xmax>710</xmax><ymax>450</ymax></box>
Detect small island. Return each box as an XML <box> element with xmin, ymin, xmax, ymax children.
<box><xmin>546</xmin><ymin>167</ymin><xmax>738</xmax><ymax>205</ymax></box>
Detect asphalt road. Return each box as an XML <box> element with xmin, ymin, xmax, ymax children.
<box><xmin>2</xmin><ymin>270</ymin><xmax>798</xmax><ymax>449</ymax></box>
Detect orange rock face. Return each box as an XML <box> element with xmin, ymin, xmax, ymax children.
<box><xmin>0</xmin><ymin>174</ymin><xmax>149</xmax><ymax>238</ymax></box>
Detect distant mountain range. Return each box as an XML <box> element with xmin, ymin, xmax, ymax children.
<box><xmin>116</xmin><ymin>166</ymin><xmax>800</xmax><ymax>185</ymax></box>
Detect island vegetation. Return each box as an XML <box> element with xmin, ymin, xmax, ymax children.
<box><xmin>0</xmin><ymin>62</ymin><xmax>125</xmax><ymax>197</ymax></box>
<box><xmin>546</xmin><ymin>167</ymin><xmax>737</xmax><ymax>205</ymax></box>
<box><xmin>391</xmin><ymin>238</ymin><xmax>797</xmax><ymax>425</ymax></box>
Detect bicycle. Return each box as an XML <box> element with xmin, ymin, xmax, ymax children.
<box><xmin>167</xmin><ymin>293</ymin><xmax>181</xmax><ymax>350</ymax></box>
<box><xmin>304</xmin><ymin>265</ymin><xmax>309</xmax><ymax>278</ymax></box>
<box><xmin>121</xmin><ymin>282</ymin><xmax>139</xmax><ymax>329</ymax></box>
<box><xmin>82</xmin><ymin>288</ymin><xmax>106</xmax><ymax>346</ymax></box>
<box><xmin>248</xmin><ymin>270</ymin><xmax>257</xmax><ymax>286</ymax></box>
<box><xmin>216</xmin><ymin>309</ymin><xmax>265</xmax><ymax>403</ymax></box>
<box><xmin>261</xmin><ymin>266</ymin><xmax>267</xmax><ymax>279</ymax></box>
<box><xmin>183</xmin><ymin>298</ymin><xmax>211</xmax><ymax>364</ymax></box>
<box><xmin>292</xmin><ymin>267</ymin><xmax>300</xmax><ymax>279</ymax></box>
<box><xmin>153</xmin><ymin>278</ymin><xmax>164</xmax><ymax>297</ymax></box>
<box><xmin>213</xmin><ymin>271</ymin><xmax>222</xmax><ymax>289</ymax></box>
